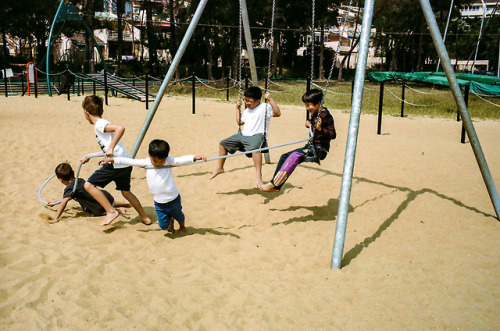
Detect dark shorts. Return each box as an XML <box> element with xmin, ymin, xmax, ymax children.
<box><xmin>220</xmin><ymin>132</ymin><xmax>264</xmax><ymax>154</ymax></box>
<box><xmin>87</xmin><ymin>163</ymin><xmax>133</xmax><ymax>191</ymax></box>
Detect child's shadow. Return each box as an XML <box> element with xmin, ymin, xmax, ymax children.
<box><xmin>163</xmin><ymin>226</ymin><xmax>240</xmax><ymax>239</ymax></box>
<box><xmin>270</xmin><ymin>198</ymin><xmax>352</xmax><ymax>226</ymax></box>
<box><xmin>218</xmin><ymin>183</ymin><xmax>303</xmax><ymax>204</ymax></box>
<box><xmin>177</xmin><ymin>165</ymin><xmax>254</xmax><ymax>178</ymax></box>
<box><xmin>103</xmin><ymin>206</ymin><xmax>157</xmax><ymax>233</ymax></box>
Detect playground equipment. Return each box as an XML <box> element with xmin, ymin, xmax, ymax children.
<box><xmin>46</xmin><ymin>1</ymin><xmax>109</xmax><ymax>96</ymax></box>
<box><xmin>331</xmin><ymin>0</ymin><xmax>500</xmax><ymax>269</ymax></box>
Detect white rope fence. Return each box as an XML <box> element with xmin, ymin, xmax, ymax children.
<box><xmin>384</xmin><ymin>85</ymin><xmax>447</xmax><ymax>107</ymax></box>
<box><xmin>471</xmin><ymin>91</ymin><xmax>500</xmax><ymax>107</ymax></box>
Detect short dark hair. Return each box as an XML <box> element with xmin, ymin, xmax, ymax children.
<box><xmin>244</xmin><ymin>86</ymin><xmax>262</xmax><ymax>101</ymax></box>
<box><xmin>82</xmin><ymin>95</ymin><xmax>104</xmax><ymax>116</ymax></box>
<box><xmin>55</xmin><ymin>163</ymin><xmax>75</xmax><ymax>181</ymax></box>
<box><xmin>302</xmin><ymin>89</ymin><xmax>323</xmax><ymax>105</ymax></box>
<box><xmin>148</xmin><ymin>139</ymin><xmax>170</xmax><ymax>158</ymax></box>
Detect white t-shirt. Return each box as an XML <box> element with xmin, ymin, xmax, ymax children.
<box><xmin>113</xmin><ymin>155</ymin><xmax>195</xmax><ymax>203</ymax></box>
<box><xmin>94</xmin><ymin>118</ymin><xmax>129</xmax><ymax>169</ymax></box>
<box><xmin>241</xmin><ymin>102</ymin><xmax>272</xmax><ymax>136</ymax></box>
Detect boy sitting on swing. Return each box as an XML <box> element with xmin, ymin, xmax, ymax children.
<box><xmin>209</xmin><ymin>86</ymin><xmax>281</xmax><ymax>187</ymax></box>
<box><xmin>259</xmin><ymin>89</ymin><xmax>336</xmax><ymax>192</ymax></box>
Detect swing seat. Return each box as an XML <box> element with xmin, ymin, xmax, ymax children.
<box><xmin>303</xmin><ymin>155</ymin><xmax>320</xmax><ymax>164</ymax></box>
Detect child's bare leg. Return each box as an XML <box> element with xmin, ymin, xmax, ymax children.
<box><xmin>258</xmin><ymin>182</ymin><xmax>279</xmax><ymax>192</ymax></box>
<box><xmin>114</xmin><ymin>201</ymin><xmax>131</xmax><ymax>208</ymax></box>
<box><xmin>209</xmin><ymin>144</ymin><xmax>227</xmax><ymax>180</ymax></box>
<box><xmin>167</xmin><ymin>217</ymin><xmax>174</xmax><ymax>232</ymax></box>
<box><xmin>178</xmin><ymin>221</ymin><xmax>186</xmax><ymax>232</ymax></box>
<box><xmin>121</xmin><ymin>190</ymin><xmax>152</xmax><ymax>225</ymax></box>
<box><xmin>252</xmin><ymin>151</ymin><xmax>263</xmax><ymax>188</ymax></box>
<box><xmin>84</xmin><ymin>182</ymin><xmax>120</xmax><ymax>226</ymax></box>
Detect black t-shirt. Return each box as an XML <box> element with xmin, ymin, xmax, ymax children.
<box><xmin>63</xmin><ymin>178</ymin><xmax>114</xmax><ymax>216</ymax></box>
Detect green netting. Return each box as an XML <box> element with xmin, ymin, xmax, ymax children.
<box><xmin>367</xmin><ymin>71</ymin><xmax>500</xmax><ymax>96</ymax></box>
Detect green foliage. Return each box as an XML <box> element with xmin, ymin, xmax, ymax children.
<box><xmin>156</xmin><ymin>78</ymin><xmax>500</xmax><ymax>120</ymax></box>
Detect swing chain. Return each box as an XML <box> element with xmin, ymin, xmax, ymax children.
<box><xmin>310</xmin><ymin>0</ymin><xmax>316</xmax><ymax>81</ymax></box>
<box><xmin>237</xmin><ymin>0</ymin><xmax>243</xmax><ymax>133</ymax></box>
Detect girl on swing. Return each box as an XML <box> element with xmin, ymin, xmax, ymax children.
<box><xmin>259</xmin><ymin>89</ymin><xmax>336</xmax><ymax>192</ymax></box>
<box><xmin>209</xmin><ymin>86</ymin><xmax>281</xmax><ymax>188</ymax></box>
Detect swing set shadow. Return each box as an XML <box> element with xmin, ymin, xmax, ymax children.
<box><xmin>268</xmin><ymin>164</ymin><xmax>496</xmax><ymax>266</ymax></box>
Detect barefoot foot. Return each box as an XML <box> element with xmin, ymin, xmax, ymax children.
<box><xmin>258</xmin><ymin>182</ymin><xmax>279</xmax><ymax>192</ymax></box>
<box><xmin>100</xmin><ymin>209</ymin><xmax>122</xmax><ymax>226</ymax></box>
<box><xmin>141</xmin><ymin>216</ymin><xmax>152</xmax><ymax>225</ymax></box>
<box><xmin>209</xmin><ymin>168</ymin><xmax>224</xmax><ymax>180</ymax></box>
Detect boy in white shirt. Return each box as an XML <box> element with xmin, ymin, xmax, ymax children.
<box><xmin>100</xmin><ymin>139</ymin><xmax>206</xmax><ymax>233</ymax></box>
<box><xmin>209</xmin><ymin>86</ymin><xmax>281</xmax><ymax>187</ymax></box>
<box><xmin>80</xmin><ymin>95</ymin><xmax>152</xmax><ymax>226</ymax></box>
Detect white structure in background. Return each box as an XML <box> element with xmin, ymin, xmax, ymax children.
<box><xmin>297</xmin><ymin>3</ymin><xmax>383</xmax><ymax>69</ymax></box>
<box><xmin>460</xmin><ymin>0</ymin><xmax>500</xmax><ymax>17</ymax></box>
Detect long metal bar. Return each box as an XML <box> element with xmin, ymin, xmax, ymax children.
<box><xmin>240</xmin><ymin>0</ymin><xmax>259</xmax><ymax>87</ymax></box>
<box><xmin>130</xmin><ymin>0</ymin><xmax>209</xmax><ymax>158</ymax></box>
<box><xmin>420</xmin><ymin>0</ymin><xmax>500</xmax><ymax>220</ymax></box>
<box><xmin>46</xmin><ymin>0</ymin><xmax>65</xmax><ymax>97</ymax></box>
<box><xmin>331</xmin><ymin>0</ymin><xmax>375</xmax><ymax>269</ymax></box>
<box><xmin>148</xmin><ymin>138</ymin><xmax>309</xmax><ymax>169</ymax></box>
<box><xmin>436</xmin><ymin>0</ymin><xmax>454</xmax><ymax>72</ymax></box>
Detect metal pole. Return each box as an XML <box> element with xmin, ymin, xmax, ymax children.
<box><xmin>472</xmin><ymin>0</ymin><xmax>487</xmax><ymax>73</ymax></box>
<box><xmin>400</xmin><ymin>80</ymin><xmax>405</xmax><ymax>117</ymax></box>
<box><xmin>306</xmin><ymin>76</ymin><xmax>311</xmax><ymax>121</ymax></box>
<box><xmin>3</xmin><ymin>67</ymin><xmax>7</xmax><ymax>97</ymax></box>
<box><xmin>331</xmin><ymin>0</ymin><xmax>375</xmax><ymax>269</ymax></box>
<box><xmin>130</xmin><ymin>0</ymin><xmax>209</xmax><ymax>158</ymax></box>
<box><xmin>240</xmin><ymin>0</ymin><xmax>259</xmax><ymax>87</ymax></box>
<box><xmin>377</xmin><ymin>81</ymin><xmax>384</xmax><ymax>135</ymax></box>
<box><xmin>46</xmin><ymin>0</ymin><xmax>65</xmax><ymax>97</ymax></box>
<box><xmin>226</xmin><ymin>74</ymin><xmax>230</xmax><ymax>101</ymax></box>
<box><xmin>145</xmin><ymin>72</ymin><xmax>149</xmax><ymax>110</ymax></box>
<box><xmin>420</xmin><ymin>0</ymin><xmax>500</xmax><ymax>220</ymax></box>
<box><xmin>104</xmin><ymin>70</ymin><xmax>108</xmax><ymax>106</ymax></box>
<box><xmin>461</xmin><ymin>84</ymin><xmax>469</xmax><ymax>144</ymax></box>
<box><xmin>192</xmin><ymin>72</ymin><xmax>196</xmax><ymax>114</ymax></box>
<box><xmin>436</xmin><ymin>0</ymin><xmax>454</xmax><ymax>72</ymax></box>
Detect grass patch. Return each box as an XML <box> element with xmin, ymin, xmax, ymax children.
<box><xmin>151</xmin><ymin>79</ymin><xmax>500</xmax><ymax>121</ymax></box>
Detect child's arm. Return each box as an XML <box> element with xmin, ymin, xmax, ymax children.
<box><xmin>170</xmin><ymin>155</ymin><xmax>206</xmax><ymax>166</ymax></box>
<box><xmin>103</xmin><ymin>123</ymin><xmax>126</xmax><ymax>157</ymax></box>
<box><xmin>53</xmin><ymin>196</ymin><xmax>71</xmax><ymax>221</ymax></box>
<box><xmin>80</xmin><ymin>152</ymin><xmax>106</xmax><ymax>164</ymax></box>
<box><xmin>194</xmin><ymin>155</ymin><xmax>207</xmax><ymax>162</ymax></box>
<box><xmin>264</xmin><ymin>92</ymin><xmax>281</xmax><ymax>117</ymax></box>
<box><xmin>101</xmin><ymin>156</ymin><xmax>150</xmax><ymax>168</ymax></box>
<box><xmin>319</xmin><ymin>113</ymin><xmax>336</xmax><ymax>140</ymax></box>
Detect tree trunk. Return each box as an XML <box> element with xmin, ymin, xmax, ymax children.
<box><xmin>319</xmin><ymin>24</ymin><xmax>325</xmax><ymax>80</ymax></box>
<box><xmin>145</xmin><ymin>0</ymin><xmax>158</xmax><ymax>75</ymax></box>
<box><xmin>117</xmin><ymin>0</ymin><xmax>124</xmax><ymax>76</ymax></box>
<box><xmin>204</xmin><ymin>28</ymin><xmax>214</xmax><ymax>80</ymax></box>
<box><xmin>83</xmin><ymin>0</ymin><xmax>95</xmax><ymax>73</ymax></box>
<box><xmin>416</xmin><ymin>29</ymin><xmax>424</xmax><ymax>71</ymax></box>
<box><xmin>169</xmin><ymin>0</ymin><xmax>180</xmax><ymax>81</ymax></box>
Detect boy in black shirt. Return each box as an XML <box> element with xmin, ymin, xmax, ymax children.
<box><xmin>47</xmin><ymin>163</ymin><xmax>129</xmax><ymax>222</ymax></box>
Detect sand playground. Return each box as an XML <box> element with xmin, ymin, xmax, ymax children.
<box><xmin>0</xmin><ymin>94</ymin><xmax>499</xmax><ymax>329</ymax></box>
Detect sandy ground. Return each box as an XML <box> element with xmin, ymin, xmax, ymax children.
<box><xmin>0</xmin><ymin>94</ymin><xmax>499</xmax><ymax>330</ymax></box>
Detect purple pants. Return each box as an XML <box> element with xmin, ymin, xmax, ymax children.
<box><xmin>270</xmin><ymin>145</ymin><xmax>328</xmax><ymax>190</ymax></box>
